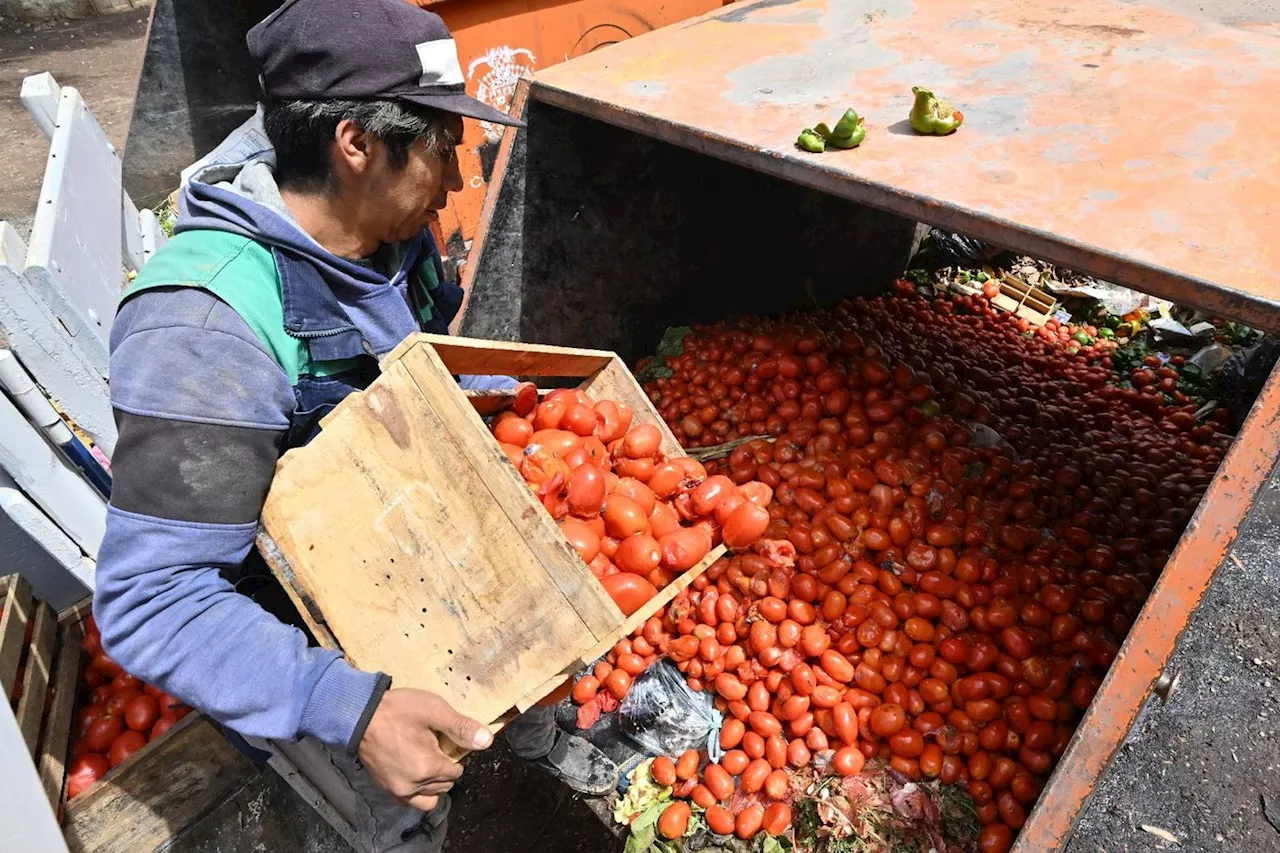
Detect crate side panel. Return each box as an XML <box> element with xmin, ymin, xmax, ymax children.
<box><xmin>579</xmin><ymin>356</ymin><xmax>683</xmax><ymax>459</ymax></box>
<box><xmin>0</xmin><ymin>574</ymin><xmax>34</xmax><ymax>699</ymax></box>
<box><xmin>16</xmin><ymin>601</ymin><xmax>56</xmax><ymax>755</ymax></box>
<box><xmin>63</xmin><ymin>716</ymin><xmax>249</xmax><ymax>853</ymax></box>
<box><xmin>260</xmin><ymin>361</ymin><xmax>601</xmax><ymax>727</ymax></box>
<box><xmin>399</xmin><ymin>343</ymin><xmax>623</xmax><ymax>638</ymax></box>
<box><xmin>38</xmin><ymin>619</ymin><xmax>81</xmax><ymax>806</ymax></box>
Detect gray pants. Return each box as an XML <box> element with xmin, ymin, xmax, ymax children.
<box><xmin>261</xmin><ymin>707</ymin><xmax>556</xmax><ymax>853</ymax></box>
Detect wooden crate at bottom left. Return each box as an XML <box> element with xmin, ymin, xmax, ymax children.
<box><xmin>0</xmin><ymin>574</ymin><xmax>251</xmax><ymax>853</ymax></box>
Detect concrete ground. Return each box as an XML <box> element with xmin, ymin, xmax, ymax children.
<box><xmin>0</xmin><ymin>6</ymin><xmax>149</xmax><ymax>239</ymax></box>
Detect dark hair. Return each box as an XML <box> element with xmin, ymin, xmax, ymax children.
<box><xmin>262</xmin><ymin>98</ymin><xmax>458</xmax><ymax>191</ymax></box>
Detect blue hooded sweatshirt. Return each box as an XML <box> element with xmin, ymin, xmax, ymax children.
<box><xmin>94</xmin><ymin>145</ymin><xmax>511</xmax><ymax>753</ymax></box>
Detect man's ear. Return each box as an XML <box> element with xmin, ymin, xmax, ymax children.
<box><xmin>334</xmin><ymin>119</ymin><xmax>373</xmax><ymax>175</ymax></box>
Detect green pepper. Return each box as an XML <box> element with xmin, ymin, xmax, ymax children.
<box><xmin>797</xmin><ymin>128</ymin><xmax>826</xmax><ymax>153</ymax></box>
<box><xmin>1104</xmin><ymin>315</ymin><xmax>1122</xmax><ymax>330</ymax></box>
<box><xmin>826</xmin><ymin>109</ymin><xmax>866</xmax><ymax>148</ymax></box>
<box><xmin>1097</xmin><ymin>327</ymin><xmax>1115</xmax><ymax>339</ymax></box>
<box><xmin>814</xmin><ymin>122</ymin><xmax>833</xmax><ymax>140</ymax></box>
<box><xmin>909</xmin><ymin>86</ymin><xmax>964</xmax><ymax>135</ymax></box>
<box><xmin>1072</xmin><ymin>330</ymin><xmax>1091</xmax><ymax>345</ymax></box>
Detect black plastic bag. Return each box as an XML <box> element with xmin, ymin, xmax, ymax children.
<box><xmin>617</xmin><ymin>660</ymin><xmax>716</xmax><ymax>756</ymax></box>
<box><xmin>1217</xmin><ymin>335</ymin><xmax>1280</xmax><ymax>430</ymax></box>
<box><xmin>908</xmin><ymin>229</ymin><xmax>995</xmax><ymax>272</ymax></box>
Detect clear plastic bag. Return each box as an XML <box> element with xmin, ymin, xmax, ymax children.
<box><xmin>618</xmin><ymin>659</ymin><xmax>716</xmax><ymax>756</ymax></box>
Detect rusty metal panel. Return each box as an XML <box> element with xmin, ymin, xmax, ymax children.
<box><xmin>418</xmin><ymin>0</ymin><xmax>728</xmax><ymax>265</ymax></box>
<box><xmin>531</xmin><ymin>0</ymin><xmax>1280</xmax><ymax>329</ymax></box>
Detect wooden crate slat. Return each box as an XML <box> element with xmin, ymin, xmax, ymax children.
<box><xmin>411</xmin><ymin>333</ymin><xmax>616</xmax><ymax>377</ymax></box>
<box><xmin>582</xmin><ymin>545</ymin><xmax>727</xmax><ymax>665</ymax></box>
<box><xmin>261</xmin><ymin>359</ymin><xmax>611</xmax><ymax>728</ymax></box>
<box><xmin>402</xmin><ymin>343</ymin><xmax>624</xmax><ymax>638</ymax></box>
<box><xmin>579</xmin><ymin>357</ymin><xmax>684</xmax><ymax>459</ymax></box>
<box><xmin>62</xmin><ymin>715</ymin><xmax>248</xmax><ymax>853</ymax></box>
<box><xmin>0</xmin><ymin>573</ymin><xmax>34</xmax><ymax>699</ymax></box>
<box><xmin>38</xmin><ymin>619</ymin><xmax>81</xmax><ymax>807</ymax></box>
<box><xmin>16</xmin><ymin>601</ymin><xmax>56</xmax><ymax>755</ymax></box>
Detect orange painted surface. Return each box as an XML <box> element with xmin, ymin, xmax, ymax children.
<box><xmin>531</xmin><ymin>0</ymin><xmax>1280</xmax><ymax>328</ymax></box>
<box><xmin>409</xmin><ymin>0</ymin><xmax>725</xmax><ymax>260</ymax></box>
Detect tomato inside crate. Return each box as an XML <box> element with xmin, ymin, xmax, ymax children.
<box><xmin>594</xmin><ymin>285</ymin><xmax>1231</xmax><ymax>849</ymax></box>
<box><xmin>67</xmin><ymin>612</ymin><xmax>195</xmax><ymax>801</ymax></box>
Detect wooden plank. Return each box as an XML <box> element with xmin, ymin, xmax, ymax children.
<box><xmin>15</xmin><ymin>602</ymin><xmax>56</xmax><ymax>755</ymax></box>
<box><xmin>62</xmin><ymin>715</ymin><xmax>248</xmax><ymax>853</ymax></box>
<box><xmin>0</xmin><ymin>469</ymin><xmax>97</xmax><ymax>592</ymax></box>
<box><xmin>400</xmin><ymin>344</ymin><xmax>622</xmax><ymax>639</ymax></box>
<box><xmin>254</xmin><ymin>737</ymin><xmax>359</xmax><ymax>847</ymax></box>
<box><xmin>0</xmin><ymin>574</ymin><xmax>34</xmax><ymax>701</ymax></box>
<box><xmin>120</xmin><ymin>191</ymin><xmax>146</xmax><ymax>273</ymax></box>
<box><xmin>19</xmin><ymin>72</ymin><xmax>59</xmax><ymax>140</ymax></box>
<box><xmin>260</xmin><ymin>359</ymin><xmax>610</xmax><ymax>729</ymax></box>
<box><xmin>0</xmin><ymin>222</ymin><xmax>115</xmax><ymax>454</ymax></box>
<box><xmin>57</xmin><ymin>595</ymin><xmax>93</xmax><ymax>627</ymax></box>
<box><xmin>407</xmin><ymin>333</ymin><xmax>615</xmax><ymax>377</ymax></box>
<box><xmin>23</xmin><ymin>87</ymin><xmax>121</xmax><ymax>357</ymax></box>
<box><xmin>579</xmin><ymin>356</ymin><xmax>684</xmax><ymax>459</ymax></box>
<box><xmin>0</xmin><ymin>388</ymin><xmax>108</xmax><ymax>558</ymax></box>
<box><xmin>38</xmin><ymin>619</ymin><xmax>81</xmax><ymax>806</ymax></box>
<box><xmin>254</xmin><ymin>529</ymin><xmax>341</xmax><ymax>651</ymax></box>
<box><xmin>583</xmin><ymin>545</ymin><xmax>727</xmax><ymax>664</ymax></box>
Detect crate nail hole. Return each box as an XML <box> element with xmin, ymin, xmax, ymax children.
<box><xmin>448</xmin><ymin>649</ymin><xmax>453</xmax><ymax>655</ymax></box>
<box><xmin>465</xmin><ymin>676</ymin><xmax>471</xmax><ymax>682</ymax></box>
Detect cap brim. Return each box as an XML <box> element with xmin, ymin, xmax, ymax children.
<box><xmin>397</xmin><ymin>90</ymin><xmax>526</xmax><ymax>127</ymax></box>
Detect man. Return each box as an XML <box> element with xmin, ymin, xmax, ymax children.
<box><xmin>93</xmin><ymin>1</ymin><xmax>618</xmax><ymax>849</ymax></box>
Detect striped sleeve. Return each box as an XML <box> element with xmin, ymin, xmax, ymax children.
<box><xmin>94</xmin><ymin>287</ymin><xmax>387</xmax><ymax>751</ymax></box>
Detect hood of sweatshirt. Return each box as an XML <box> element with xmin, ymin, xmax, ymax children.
<box><xmin>175</xmin><ymin>133</ymin><xmax>425</xmax><ymax>357</ymax></box>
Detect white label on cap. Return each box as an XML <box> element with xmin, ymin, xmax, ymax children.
<box><xmin>415</xmin><ymin>38</ymin><xmax>465</xmax><ymax>88</ymax></box>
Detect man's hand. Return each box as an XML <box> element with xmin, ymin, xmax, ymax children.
<box><xmin>357</xmin><ymin>688</ymin><xmax>492</xmax><ymax>811</ymax></box>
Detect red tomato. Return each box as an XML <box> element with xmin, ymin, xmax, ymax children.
<box><xmin>124</xmin><ymin>695</ymin><xmax>160</xmax><ymax>732</ymax></box>
<box><xmin>67</xmin><ymin>754</ymin><xmax>110</xmax><ymax>799</ymax></box>
<box><xmin>84</xmin><ymin>715</ymin><xmax>124</xmax><ymax>753</ymax></box>
<box><xmin>601</xmin><ymin>573</ymin><xmax>657</xmax><ymax>616</ymax></box>
<box><xmin>108</xmin><ymin>730</ymin><xmax>147</xmax><ymax>767</ymax></box>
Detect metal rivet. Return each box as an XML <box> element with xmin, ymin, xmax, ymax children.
<box><xmin>1154</xmin><ymin>669</ymin><xmax>1179</xmax><ymax>701</ymax></box>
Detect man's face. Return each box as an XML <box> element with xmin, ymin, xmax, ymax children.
<box><xmin>361</xmin><ymin>114</ymin><xmax>465</xmax><ymax>247</ymax></box>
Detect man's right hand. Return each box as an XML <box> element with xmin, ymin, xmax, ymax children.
<box><xmin>357</xmin><ymin>688</ymin><xmax>492</xmax><ymax>811</ymax></box>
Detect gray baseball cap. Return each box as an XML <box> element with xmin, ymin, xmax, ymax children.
<box><xmin>248</xmin><ymin>0</ymin><xmax>525</xmax><ymax>126</ymax></box>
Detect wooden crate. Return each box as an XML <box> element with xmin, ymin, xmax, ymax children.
<box><xmin>1</xmin><ymin>573</ymin><xmax>82</xmax><ymax>810</ymax></box>
<box><xmin>258</xmin><ymin>334</ymin><xmax>724</xmax><ymax>746</ymax></box>
<box><xmin>1</xmin><ymin>576</ymin><xmax>248</xmax><ymax>852</ymax></box>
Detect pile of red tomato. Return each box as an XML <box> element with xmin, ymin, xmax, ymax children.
<box><xmin>489</xmin><ymin>386</ymin><xmax>772</xmax><ymax>706</ymax></box>
<box><xmin>588</xmin><ymin>289</ymin><xmax>1227</xmax><ymax>850</ymax></box>
<box><xmin>67</xmin><ymin>615</ymin><xmax>192</xmax><ymax>799</ymax></box>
